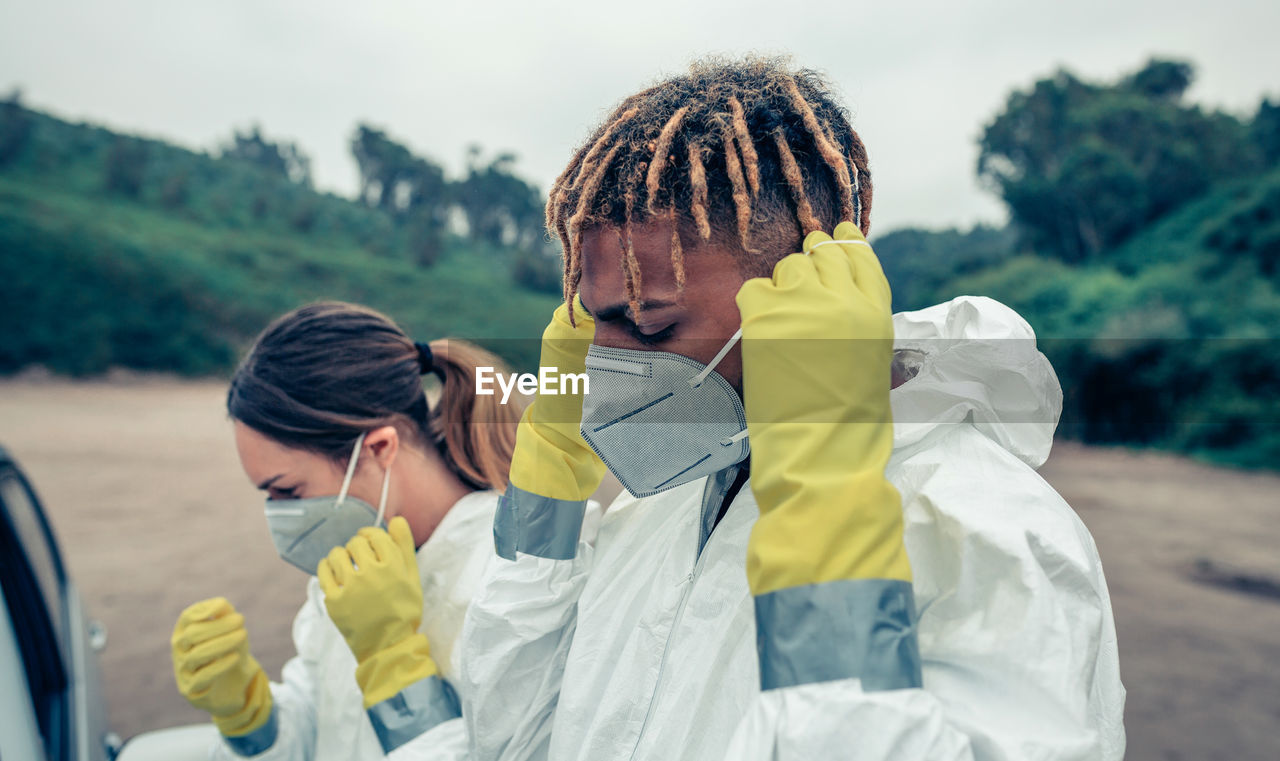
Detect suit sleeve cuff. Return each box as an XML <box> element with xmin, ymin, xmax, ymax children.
<box><xmin>754</xmin><ymin>578</ymin><xmax>922</xmax><ymax>692</ymax></box>
<box><xmin>221</xmin><ymin>705</ymin><xmax>278</xmax><ymax>757</ymax></box>
<box><xmin>367</xmin><ymin>675</ymin><xmax>461</xmax><ymax>754</ymax></box>
<box><xmin>494</xmin><ymin>483</ymin><xmax>586</xmax><ymax>560</ymax></box>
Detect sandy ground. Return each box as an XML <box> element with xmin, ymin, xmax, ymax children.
<box><xmin>1</xmin><ymin>376</ymin><xmax>1278</xmax><ymax>760</ymax></box>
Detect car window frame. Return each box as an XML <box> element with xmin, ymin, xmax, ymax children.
<box><xmin>0</xmin><ymin>450</ymin><xmax>72</xmax><ymax>761</ymax></box>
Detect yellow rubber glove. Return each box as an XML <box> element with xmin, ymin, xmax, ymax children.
<box><xmin>171</xmin><ymin>597</ymin><xmax>274</xmax><ymax>738</ymax></box>
<box><xmin>736</xmin><ymin>221</ymin><xmax>911</xmax><ymax>596</ymax></box>
<box><xmin>507</xmin><ymin>297</ymin><xmax>607</xmax><ymax>501</ymax></box>
<box><xmin>319</xmin><ymin>516</ymin><xmax>438</xmax><ymax>708</ymax></box>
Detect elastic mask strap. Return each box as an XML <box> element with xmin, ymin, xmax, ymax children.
<box><xmin>375</xmin><ymin>463</ymin><xmax>391</xmax><ymax>527</ymax></box>
<box><xmin>719</xmin><ymin>428</ymin><xmax>751</xmax><ymax>447</ymax></box>
<box><xmin>689</xmin><ymin>327</ymin><xmax>744</xmax><ymax>389</ymax></box>
<box><xmin>335</xmin><ymin>432</ymin><xmax>366</xmax><ymax>506</ymax></box>
<box><xmin>807</xmin><ymin>239</ymin><xmax>872</xmax><ymax>254</ymax></box>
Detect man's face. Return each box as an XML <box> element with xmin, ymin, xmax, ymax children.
<box><xmin>578</xmin><ymin>219</ymin><xmax>749</xmax><ymax>389</ymax></box>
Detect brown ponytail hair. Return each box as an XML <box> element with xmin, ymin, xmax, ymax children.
<box><xmin>227</xmin><ymin>301</ymin><xmax>517</xmax><ymax>491</ymax></box>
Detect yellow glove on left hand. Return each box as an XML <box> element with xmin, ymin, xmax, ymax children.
<box><xmin>736</xmin><ymin>222</ymin><xmax>920</xmax><ymax>693</ymax></box>
<box><xmin>737</xmin><ymin>221</ymin><xmax>910</xmax><ymax>595</ymax></box>
<box><xmin>319</xmin><ymin>516</ymin><xmax>439</xmax><ymax>708</ymax></box>
<box><xmin>171</xmin><ymin>597</ymin><xmax>274</xmax><ymax>738</ymax></box>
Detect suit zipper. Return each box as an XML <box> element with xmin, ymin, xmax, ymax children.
<box><xmin>627</xmin><ymin>530</ymin><xmax>712</xmax><ymax>760</ymax></box>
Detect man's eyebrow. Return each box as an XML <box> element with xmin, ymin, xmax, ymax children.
<box><xmin>257</xmin><ymin>473</ymin><xmax>285</xmax><ymax>490</ymax></box>
<box><xmin>590</xmin><ymin>299</ymin><xmax>677</xmax><ymax>322</ymax></box>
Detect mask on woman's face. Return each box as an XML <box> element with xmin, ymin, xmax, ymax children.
<box><xmin>262</xmin><ymin>432</ymin><xmax>390</xmax><ymax>574</ymax></box>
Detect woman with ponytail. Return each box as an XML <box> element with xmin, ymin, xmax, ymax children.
<box><xmin>169</xmin><ymin>301</ymin><xmax>517</xmax><ymax>760</ymax></box>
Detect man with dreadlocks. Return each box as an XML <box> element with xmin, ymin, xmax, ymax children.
<box><xmin>378</xmin><ymin>57</ymin><xmax>1124</xmax><ymax>761</ymax></box>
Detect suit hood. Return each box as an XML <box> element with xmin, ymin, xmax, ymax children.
<box><xmin>889</xmin><ymin>296</ymin><xmax>1063</xmax><ymax>468</ymax></box>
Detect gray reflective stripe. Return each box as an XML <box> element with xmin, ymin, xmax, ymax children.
<box><xmin>222</xmin><ymin>706</ymin><xmax>278</xmax><ymax>757</ymax></box>
<box><xmin>698</xmin><ymin>464</ymin><xmax>743</xmax><ymax>556</ymax></box>
<box><xmin>367</xmin><ymin>675</ymin><xmax>461</xmax><ymax>753</ymax></box>
<box><xmin>755</xmin><ymin>578</ymin><xmax>922</xmax><ymax>692</ymax></box>
<box><xmin>493</xmin><ymin>484</ymin><xmax>586</xmax><ymax>561</ymax></box>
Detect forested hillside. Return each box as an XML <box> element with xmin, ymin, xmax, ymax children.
<box><xmin>2</xmin><ymin>57</ymin><xmax>1276</xmax><ymax>468</ymax></box>
<box><xmin>0</xmin><ymin>101</ymin><xmax>561</xmax><ymax>374</ymax></box>
<box><xmin>875</xmin><ymin>59</ymin><xmax>1280</xmax><ymax>468</ymax></box>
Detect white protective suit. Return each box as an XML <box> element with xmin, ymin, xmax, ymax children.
<box><xmin>210</xmin><ymin>490</ymin><xmax>497</xmax><ymax>761</ymax></box>
<box><xmin>410</xmin><ymin>295</ymin><xmax>1128</xmax><ymax>760</ymax></box>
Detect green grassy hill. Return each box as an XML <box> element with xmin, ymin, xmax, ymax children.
<box><xmin>0</xmin><ymin>105</ymin><xmax>558</xmax><ymax>376</ymax></box>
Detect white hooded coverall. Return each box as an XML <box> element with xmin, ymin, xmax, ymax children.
<box><xmin>237</xmin><ymin>296</ymin><xmax>1128</xmax><ymax>760</ymax></box>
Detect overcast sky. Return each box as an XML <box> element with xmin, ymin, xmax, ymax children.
<box><xmin>2</xmin><ymin>0</ymin><xmax>1277</xmax><ymax>233</ymax></box>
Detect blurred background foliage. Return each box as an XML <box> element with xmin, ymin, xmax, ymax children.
<box><xmin>0</xmin><ymin>99</ymin><xmax>562</xmax><ymax>375</ymax></box>
<box><xmin>1</xmin><ymin>57</ymin><xmax>1277</xmax><ymax>468</ymax></box>
<box><xmin>876</xmin><ymin>58</ymin><xmax>1280</xmax><ymax>469</ymax></box>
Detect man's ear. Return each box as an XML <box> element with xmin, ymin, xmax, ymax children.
<box><xmin>364</xmin><ymin>425</ymin><xmax>400</xmax><ymax>470</ymax></box>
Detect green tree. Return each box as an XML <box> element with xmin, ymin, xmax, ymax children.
<box><xmin>872</xmin><ymin>224</ymin><xmax>1017</xmax><ymax>311</ymax></box>
<box><xmin>1253</xmin><ymin>98</ymin><xmax>1280</xmax><ymax>166</ymax></box>
<box><xmin>1121</xmin><ymin>59</ymin><xmax>1193</xmax><ymax>100</ymax></box>
<box><xmin>104</xmin><ymin>136</ymin><xmax>148</xmax><ymax>198</ymax></box>
<box><xmin>350</xmin><ymin>124</ymin><xmax>452</xmax><ymax>250</ymax></box>
<box><xmin>0</xmin><ymin>90</ymin><xmax>32</xmax><ymax>167</ymax></box>
<box><xmin>222</xmin><ymin>125</ymin><xmax>312</xmax><ymax>186</ymax></box>
<box><xmin>456</xmin><ymin>146</ymin><xmax>544</xmax><ymax>249</ymax></box>
<box><xmin>351</xmin><ymin>124</ymin><xmax>418</xmax><ymax>212</ymax></box>
<box><xmin>403</xmin><ymin>157</ymin><xmax>451</xmax><ymax>266</ymax></box>
<box><xmin>512</xmin><ymin>246</ymin><xmax>562</xmax><ymax>294</ymax></box>
<box><xmin>978</xmin><ymin>59</ymin><xmax>1257</xmax><ymax>263</ymax></box>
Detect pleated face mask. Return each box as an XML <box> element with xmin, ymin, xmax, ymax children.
<box><xmin>579</xmin><ymin>329</ymin><xmax>750</xmax><ymax>498</ymax></box>
<box><xmin>262</xmin><ymin>432</ymin><xmax>390</xmax><ymax>574</ymax></box>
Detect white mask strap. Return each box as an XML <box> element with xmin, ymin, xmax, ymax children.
<box><xmin>375</xmin><ymin>463</ymin><xmax>391</xmax><ymax>527</ymax></box>
<box><xmin>689</xmin><ymin>327</ymin><xmax>744</xmax><ymax>388</ymax></box>
<box><xmin>807</xmin><ymin>238</ymin><xmax>872</xmax><ymax>254</ymax></box>
<box><xmin>335</xmin><ymin>432</ymin><xmax>366</xmax><ymax>505</ymax></box>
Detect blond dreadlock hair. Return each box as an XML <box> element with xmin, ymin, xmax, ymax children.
<box><xmin>548</xmin><ymin>56</ymin><xmax>874</xmax><ymax>322</ymax></box>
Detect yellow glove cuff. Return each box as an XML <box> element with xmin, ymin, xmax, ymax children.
<box><xmin>508</xmin><ymin>415</ymin><xmax>605</xmax><ymax>502</ymax></box>
<box><xmin>354</xmin><ymin>633</ymin><xmax>440</xmax><ymax>709</ymax></box>
<box><xmin>211</xmin><ymin>668</ymin><xmax>274</xmax><ymax>737</ymax></box>
<box><xmin>746</xmin><ymin>468</ymin><xmax>912</xmax><ymax>596</ymax></box>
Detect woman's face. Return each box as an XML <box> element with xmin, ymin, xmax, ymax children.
<box><xmin>232</xmin><ymin>421</ymin><xmax>388</xmax><ymax>508</ymax></box>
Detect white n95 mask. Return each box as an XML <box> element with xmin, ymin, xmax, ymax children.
<box><xmin>580</xmin><ymin>330</ymin><xmax>749</xmax><ymax>498</ymax></box>
<box><xmin>263</xmin><ymin>432</ymin><xmax>390</xmax><ymax>575</ymax></box>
